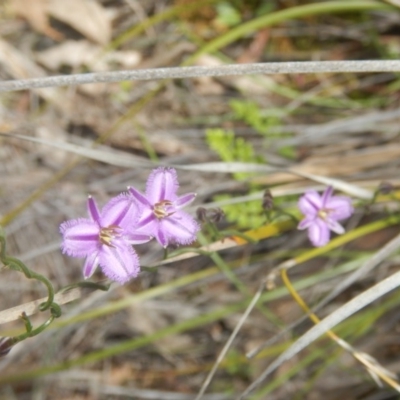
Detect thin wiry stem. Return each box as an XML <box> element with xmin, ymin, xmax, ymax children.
<box><xmin>195</xmin><ymin>284</ymin><xmax>264</xmax><ymax>400</ymax></box>
<box><xmin>1</xmin><ymin>60</ymin><xmax>400</xmax><ymax>92</ymax></box>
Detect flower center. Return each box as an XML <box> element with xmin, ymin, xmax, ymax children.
<box><xmin>99</xmin><ymin>225</ymin><xmax>121</xmax><ymax>247</ymax></box>
<box><xmin>153</xmin><ymin>200</ymin><xmax>174</xmax><ymax>219</ymax></box>
<box><xmin>317</xmin><ymin>209</ymin><xmax>330</xmax><ymax>220</ymax></box>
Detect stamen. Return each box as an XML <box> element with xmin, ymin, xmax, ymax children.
<box><xmin>153</xmin><ymin>200</ymin><xmax>174</xmax><ymax>219</ymax></box>
<box><xmin>99</xmin><ymin>225</ymin><xmax>121</xmax><ymax>247</ymax></box>
<box><xmin>317</xmin><ymin>209</ymin><xmax>329</xmax><ymax>220</ymax></box>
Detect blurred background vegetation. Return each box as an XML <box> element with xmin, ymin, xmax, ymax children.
<box><xmin>1</xmin><ymin>0</ymin><xmax>400</xmax><ymax>399</ymax></box>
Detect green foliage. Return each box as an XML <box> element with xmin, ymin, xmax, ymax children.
<box><xmin>230</xmin><ymin>99</ymin><xmax>281</xmax><ymax>136</ymax></box>
<box><xmin>225</xmin><ymin>349</ymin><xmax>251</xmax><ymax>378</ymax></box>
<box><xmin>214</xmin><ymin>194</ymin><xmax>264</xmax><ymax>228</ymax></box>
<box><xmin>205</xmin><ymin>128</ymin><xmax>263</xmax><ymax>181</ymax></box>
<box><xmin>204</xmin><ymin>101</ymin><xmax>296</xmax><ymax>228</ymax></box>
<box><xmin>215</xmin><ymin>2</ymin><xmax>242</xmax><ymax>27</ymax></box>
<box><xmin>205</xmin><ymin>128</ymin><xmax>265</xmax><ymax>228</ymax></box>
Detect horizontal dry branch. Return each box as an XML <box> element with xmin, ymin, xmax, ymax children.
<box><xmin>0</xmin><ymin>288</ymin><xmax>82</xmax><ymax>325</ymax></box>
<box><xmin>1</xmin><ymin>60</ymin><xmax>400</xmax><ymax>92</ymax></box>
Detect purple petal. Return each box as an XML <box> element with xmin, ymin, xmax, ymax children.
<box><xmin>129</xmin><ymin>186</ymin><xmax>151</xmax><ymax>207</ymax></box>
<box><xmin>98</xmin><ymin>241</ymin><xmax>140</xmax><ymax>284</ymax></box>
<box><xmin>155</xmin><ymin>225</ymin><xmax>168</xmax><ymax>248</ymax></box>
<box><xmin>83</xmin><ymin>252</ymin><xmax>99</xmax><ymax>279</ymax></box>
<box><xmin>298</xmin><ymin>191</ymin><xmax>322</xmax><ymax>216</ymax></box>
<box><xmin>101</xmin><ymin>194</ymin><xmax>139</xmax><ymax>228</ymax></box>
<box><xmin>174</xmin><ymin>193</ymin><xmax>196</xmax><ymax>209</ymax></box>
<box><xmin>321</xmin><ymin>186</ymin><xmax>334</xmax><ymax>206</ymax></box>
<box><xmin>87</xmin><ymin>196</ymin><xmax>101</xmax><ymax>222</ymax></box>
<box><xmin>135</xmin><ymin>209</ymin><xmax>157</xmax><ymax>232</ymax></box>
<box><xmin>326</xmin><ymin>196</ymin><xmax>354</xmax><ymax>221</ymax></box>
<box><xmin>325</xmin><ymin>218</ymin><xmax>345</xmax><ymax>235</ymax></box>
<box><xmin>60</xmin><ymin>218</ymin><xmax>100</xmax><ymax>257</ymax></box>
<box><xmin>160</xmin><ymin>211</ymin><xmax>200</xmax><ymax>245</ymax></box>
<box><xmin>308</xmin><ymin>219</ymin><xmax>330</xmax><ymax>247</ymax></box>
<box><xmin>298</xmin><ymin>216</ymin><xmax>315</xmax><ymax>231</ymax></box>
<box><xmin>146</xmin><ymin>167</ymin><xmax>179</xmax><ymax>203</ymax></box>
<box><xmin>125</xmin><ymin>232</ymin><xmax>152</xmax><ymax>244</ymax></box>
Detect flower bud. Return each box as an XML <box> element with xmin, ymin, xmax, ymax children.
<box><xmin>378</xmin><ymin>181</ymin><xmax>394</xmax><ymax>195</ymax></box>
<box><xmin>196</xmin><ymin>207</ymin><xmax>208</xmax><ymax>223</ymax></box>
<box><xmin>0</xmin><ymin>337</ymin><xmax>14</xmax><ymax>358</ymax></box>
<box><xmin>196</xmin><ymin>207</ymin><xmax>224</xmax><ymax>223</ymax></box>
<box><xmin>262</xmin><ymin>189</ymin><xmax>274</xmax><ymax>211</ymax></box>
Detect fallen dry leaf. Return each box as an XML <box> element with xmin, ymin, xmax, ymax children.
<box><xmin>9</xmin><ymin>0</ymin><xmax>63</xmax><ymax>40</ymax></box>
<box><xmin>0</xmin><ymin>38</ymin><xmax>67</xmax><ymax>111</ymax></box>
<box><xmin>36</xmin><ymin>40</ymin><xmax>141</xmax><ymax>71</ymax></box>
<box><xmin>47</xmin><ymin>0</ymin><xmax>111</xmax><ymax>45</ymax></box>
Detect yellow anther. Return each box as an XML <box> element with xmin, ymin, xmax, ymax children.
<box><xmin>153</xmin><ymin>200</ymin><xmax>174</xmax><ymax>219</ymax></box>
<box><xmin>99</xmin><ymin>225</ymin><xmax>121</xmax><ymax>247</ymax></box>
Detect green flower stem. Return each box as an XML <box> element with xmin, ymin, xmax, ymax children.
<box><xmin>0</xmin><ymin>228</ymin><xmax>61</xmax><ymax>344</ymax></box>
<box><xmin>12</xmin><ymin>312</ymin><xmax>57</xmax><ymax>344</ymax></box>
<box><xmin>197</xmin><ymin>231</ymin><xmax>250</xmax><ymax>294</ymax></box>
<box><xmin>4</xmin><ymin>256</ymin><xmax>55</xmax><ymax>311</ymax></box>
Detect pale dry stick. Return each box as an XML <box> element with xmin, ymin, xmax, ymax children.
<box><xmin>195</xmin><ymin>283</ymin><xmax>264</xmax><ymax>400</ymax></box>
<box><xmin>2</xmin><ymin>60</ymin><xmax>400</xmax><ymax>92</ymax></box>
<box><xmin>0</xmin><ymin>288</ymin><xmax>82</xmax><ymax>325</ymax></box>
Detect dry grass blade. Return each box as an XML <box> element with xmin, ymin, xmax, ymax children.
<box><xmin>288</xmin><ymin>169</ymin><xmax>374</xmax><ymax>199</ymax></box>
<box><xmin>195</xmin><ymin>284</ymin><xmax>264</xmax><ymax>400</ymax></box>
<box><xmin>239</xmin><ymin>234</ymin><xmax>400</xmax><ymax>399</ymax></box>
<box><xmin>0</xmin><ymin>132</ymin><xmax>377</xmax><ymax>204</ymax></box>
<box><xmin>308</xmin><ymin>232</ymin><xmax>400</xmax><ymax>314</ymax></box>
<box><xmin>0</xmin><ymin>132</ymin><xmax>153</xmax><ymax>168</ymax></box>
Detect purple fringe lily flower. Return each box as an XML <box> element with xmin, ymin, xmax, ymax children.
<box><xmin>60</xmin><ymin>195</ymin><xmax>151</xmax><ymax>284</ymax></box>
<box><xmin>297</xmin><ymin>186</ymin><xmax>353</xmax><ymax>247</ymax></box>
<box><xmin>128</xmin><ymin>167</ymin><xmax>200</xmax><ymax>247</ymax></box>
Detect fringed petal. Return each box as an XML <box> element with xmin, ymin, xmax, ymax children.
<box><xmin>155</xmin><ymin>225</ymin><xmax>168</xmax><ymax>248</ymax></box>
<box><xmin>87</xmin><ymin>196</ymin><xmax>101</xmax><ymax>222</ymax></box>
<box><xmin>326</xmin><ymin>196</ymin><xmax>354</xmax><ymax>221</ymax></box>
<box><xmin>146</xmin><ymin>167</ymin><xmax>178</xmax><ymax>203</ymax></box>
<box><xmin>160</xmin><ymin>211</ymin><xmax>200</xmax><ymax>246</ymax></box>
<box><xmin>326</xmin><ymin>219</ymin><xmax>345</xmax><ymax>235</ymax></box>
<box><xmin>298</xmin><ymin>191</ymin><xmax>322</xmax><ymax>216</ymax></box>
<box><xmin>321</xmin><ymin>186</ymin><xmax>334</xmax><ymax>206</ymax></box>
<box><xmin>102</xmin><ymin>193</ymin><xmax>139</xmax><ymax>228</ymax></box>
<box><xmin>60</xmin><ymin>218</ymin><xmax>99</xmax><ymax>257</ymax></box>
<box><xmin>175</xmin><ymin>193</ymin><xmax>196</xmax><ymax>209</ymax></box>
<box><xmin>129</xmin><ymin>186</ymin><xmax>151</xmax><ymax>207</ymax></box>
<box><xmin>83</xmin><ymin>252</ymin><xmax>99</xmax><ymax>279</ymax></box>
<box><xmin>125</xmin><ymin>232</ymin><xmax>152</xmax><ymax>244</ymax></box>
<box><xmin>99</xmin><ymin>241</ymin><xmax>140</xmax><ymax>284</ymax></box>
<box><xmin>297</xmin><ymin>216</ymin><xmax>315</xmax><ymax>231</ymax></box>
<box><xmin>308</xmin><ymin>219</ymin><xmax>331</xmax><ymax>247</ymax></box>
